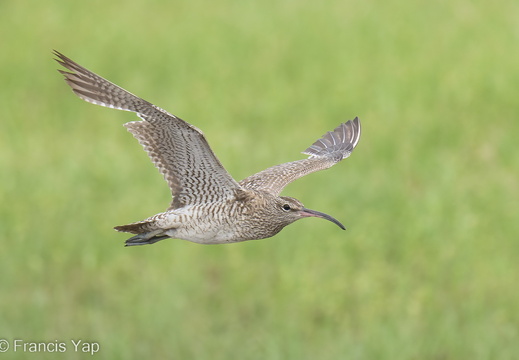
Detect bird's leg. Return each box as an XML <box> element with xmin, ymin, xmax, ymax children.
<box><xmin>124</xmin><ymin>230</ymin><xmax>169</xmax><ymax>247</ymax></box>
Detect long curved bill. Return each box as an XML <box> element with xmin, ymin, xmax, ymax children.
<box><xmin>301</xmin><ymin>208</ymin><xmax>346</xmax><ymax>230</ymax></box>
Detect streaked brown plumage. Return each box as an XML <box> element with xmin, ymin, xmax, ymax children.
<box><xmin>54</xmin><ymin>51</ymin><xmax>361</xmax><ymax>246</ymax></box>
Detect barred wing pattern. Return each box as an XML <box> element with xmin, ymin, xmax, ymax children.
<box><xmin>240</xmin><ymin>118</ymin><xmax>360</xmax><ymax>196</ymax></box>
<box><xmin>54</xmin><ymin>51</ymin><xmax>241</xmax><ymax>209</ymax></box>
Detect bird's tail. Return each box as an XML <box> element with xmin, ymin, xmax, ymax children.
<box><xmin>115</xmin><ymin>221</ymin><xmax>172</xmax><ymax>246</ymax></box>
<box><xmin>114</xmin><ymin>220</ymin><xmax>155</xmax><ymax>234</ymax></box>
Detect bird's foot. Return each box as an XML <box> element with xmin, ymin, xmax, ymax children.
<box><xmin>124</xmin><ymin>230</ymin><xmax>169</xmax><ymax>247</ymax></box>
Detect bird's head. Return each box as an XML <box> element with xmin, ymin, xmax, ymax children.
<box><xmin>273</xmin><ymin>196</ymin><xmax>346</xmax><ymax>230</ymax></box>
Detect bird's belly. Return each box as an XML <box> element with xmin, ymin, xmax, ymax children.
<box><xmin>167</xmin><ymin>225</ymin><xmax>242</xmax><ymax>244</ymax></box>
<box><xmin>160</xmin><ymin>208</ymin><xmax>246</xmax><ymax>244</ymax></box>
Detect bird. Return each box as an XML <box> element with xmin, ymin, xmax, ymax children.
<box><xmin>54</xmin><ymin>50</ymin><xmax>361</xmax><ymax>246</ymax></box>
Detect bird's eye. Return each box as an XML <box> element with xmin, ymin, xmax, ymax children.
<box><xmin>282</xmin><ymin>204</ymin><xmax>291</xmax><ymax>211</ymax></box>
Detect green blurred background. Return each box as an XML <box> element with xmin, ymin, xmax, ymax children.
<box><xmin>1</xmin><ymin>0</ymin><xmax>518</xmax><ymax>358</ymax></box>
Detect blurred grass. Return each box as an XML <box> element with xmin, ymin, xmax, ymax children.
<box><xmin>1</xmin><ymin>0</ymin><xmax>518</xmax><ymax>358</ymax></box>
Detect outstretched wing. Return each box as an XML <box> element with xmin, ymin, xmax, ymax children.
<box><xmin>239</xmin><ymin>118</ymin><xmax>361</xmax><ymax>196</ymax></box>
<box><xmin>54</xmin><ymin>51</ymin><xmax>242</xmax><ymax>209</ymax></box>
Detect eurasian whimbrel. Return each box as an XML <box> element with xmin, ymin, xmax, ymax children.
<box><xmin>54</xmin><ymin>51</ymin><xmax>361</xmax><ymax>246</ymax></box>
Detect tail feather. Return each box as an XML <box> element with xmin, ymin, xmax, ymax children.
<box><xmin>114</xmin><ymin>220</ymin><xmax>155</xmax><ymax>234</ymax></box>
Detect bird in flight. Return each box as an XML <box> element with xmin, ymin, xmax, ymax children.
<box><xmin>54</xmin><ymin>51</ymin><xmax>361</xmax><ymax>246</ymax></box>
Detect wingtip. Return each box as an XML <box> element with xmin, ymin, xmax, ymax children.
<box><xmin>349</xmin><ymin>117</ymin><xmax>361</xmax><ymax>149</ymax></box>
<box><xmin>53</xmin><ymin>50</ymin><xmax>70</xmax><ymax>66</ymax></box>
<box><xmin>301</xmin><ymin>117</ymin><xmax>361</xmax><ymax>158</ymax></box>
